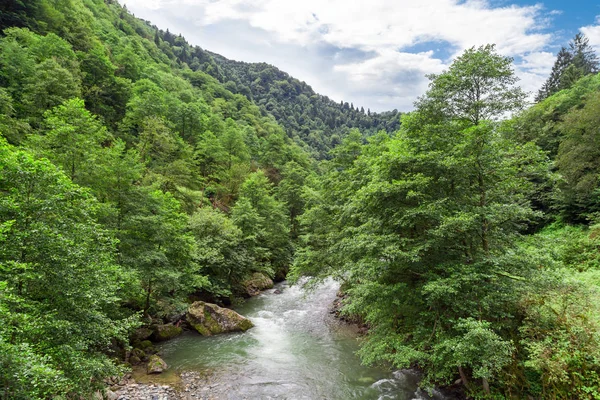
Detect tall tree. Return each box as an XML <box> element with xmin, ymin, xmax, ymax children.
<box><xmin>537</xmin><ymin>33</ymin><xmax>599</xmax><ymax>101</ymax></box>
<box><xmin>415</xmin><ymin>44</ymin><xmax>526</xmax><ymax>125</ymax></box>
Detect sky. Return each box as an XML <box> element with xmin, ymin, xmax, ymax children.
<box><xmin>123</xmin><ymin>0</ymin><xmax>600</xmax><ymax>112</ymax></box>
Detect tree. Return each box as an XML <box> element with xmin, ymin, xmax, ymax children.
<box><xmin>570</xmin><ymin>33</ymin><xmax>599</xmax><ymax>76</ymax></box>
<box><xmin>27</xmin><ymin>98</ymin><xmax>108</xmax><ymax>185</ymax></box>
<box><xmin>0</xmin><ymin>139</ymin><xmax>136</xmax><ymax>399</ymax></box>
<box><xmin>233</xmin><ymin>171</ymin><xmax>291</xmax><ymax>276</ymax></box>
<box><xmin>21</xmin><ymin>58</ymin><xmax>81</xmax><ymax>123</ymax></box>
<box><xmin>220</xmin><ymin>118</ymin><xmax>249</xmax><ymax>170</ymax></box>
<box><xmin>537</xmin><ymin>33</ymin><xmax>599</xmax><ymax>102</ymax></box>
<box><xmin>415</xmin><ymin>44</ymin><xmax>526</xmax><ymax>125</ymax></box>
<box><xmin>276</xmin><ymin>161</ymin><xmax>309</xmax><ymax>238</ymax></box>
<box><xmin>555</xmin><ymin>91</ymin><xmax>600</xmax><ymax>221</ymax></box>
<box><xmin>118</xmin><ymin>188</ymin><xmax>200</xmax><ymax>316</ymax></box>
<box><xmin>188</xmin><ymin>207</ymin><xmax>252</xmax><ymax>297</ymax></box>
<box><xmin>536</xmin><ymin>47</ymin><xmax>573</xmax><ymax>102</ymax></box>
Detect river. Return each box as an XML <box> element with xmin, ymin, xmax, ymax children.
<box><xmin>155</xmin><ymin>279</ymin><xmax>446</xmax><ymax>399</ymax></box>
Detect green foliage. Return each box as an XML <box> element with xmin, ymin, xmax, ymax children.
<box><xmin>415</xmin><ymin>44</ymin><xmax>526</xmax><ymax>125</ymax></box>
<box><xmin>555</xmin><ymin>91</ymin><xmax>600</xmax><ymax>221</ymax></box>
<box><xmin>293</xmin><ymin>45</ymin><xmax>561</xmax><ymax>398</ymax></box>
<box><xmin>153</xmin><ymin>32</ymin><xmax>401</xmax><ymax>159</ymax></box>
<box><xmin>537</xmin><ymin>33</ymin><xmax>599</xmax><ymax>102</ymax></box>
<box><xmin>0</xmin><ymin>3</ymin><xmax>315</xmax><ymax>398</ymax></box>
<box><xmin>233</xmin><ymin>171</ymin><xmax>292</xmax><ymax>276</ymax></box>
<box><xmin>118</xmin><ymin>188</ymin><xmax>200</xmax><ymax>315</ymax></box>
<box><xmin>188</xmin><ymin>207</ymin><xmax>251</xmax><ymax>297</ymax></box>
<box><xmin>8</xmin><ymin>0</ymin><xmax>600</xmax><ymax>399</ymax></box>
<box><xmin>0</xmin><ymin>139</ymin><xmax>137</xmax><ymax>399</ymax></box>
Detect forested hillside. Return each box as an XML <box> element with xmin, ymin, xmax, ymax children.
<box><xmin>148</xmin><ymin>28</ymin><xmax>401</xmax><ymax>159</ymax></box>
<box><xmin>0</xmin><ymin>0</ymin><xmax>313</xmax><ymax>397</ymax></box>
<box><xmin>206</xmin><ymin>53</ymin><xmax>401</xmax><ymax>158</ymax></box>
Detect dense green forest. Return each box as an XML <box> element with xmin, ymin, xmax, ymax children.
<box><xmin>2</xmin><ymin>0</ymin><xmax>600</xmax><ymax>399</ymax></box>
<box><xmin>291</xmin><ymin>44</ymin><xmax>600</xmax><ymax>399</ymax></box>
<box><xmin>149</xmin><ymin>28</ymin><xmax>401</xmax><ymax>159</ymax></box>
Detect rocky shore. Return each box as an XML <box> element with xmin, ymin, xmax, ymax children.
<box><xmin>111</xmin><ymin>371</ymin><xmax>218</xmax><ymax>400</ymax></box>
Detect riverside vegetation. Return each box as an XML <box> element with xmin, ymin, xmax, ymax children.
<box><xmin>1</xmin><ymin>1</ymin><xmax>600</xmax><ymax>399</ymax></box>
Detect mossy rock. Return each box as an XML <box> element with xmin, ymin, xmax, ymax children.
<box><xmin>147</xmin><ymin>354</ymin><xmax>168</xmax><ymax>374</ymax></box>
<box><xmin>187</xmin><ymin>301</ymin><xmax>253</xmax><ymax>336</ymax></box>
<box><xmin>131</xmin><ymin>348</ymin><xmax>146</xmax><ymax>360</ymax></box>
<box><xmin>132</xmin><ymin>327</ymin><xmax>153</xmax><ymax>341</ymax></box>
<box><xmin>242</xmin><ymin>272</ymin><xmax>274</xmax><ymax>296</ymax></box>
<box><xmin>129</xmin><ymin>355</ymin><xmax>142</xmax><ymax>365</ymax></box>
<box><xmin>151</xmin><ymin>323</ymin><xmax>182</xmax><ymax>342</ymax></box>
<box><xmin>138</xmin><ymin>340</ymin><xmax>153</xmax><ymax>350</ymax></box>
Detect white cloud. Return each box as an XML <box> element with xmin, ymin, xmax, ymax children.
<box><xmin>125</xmin><ymin>0</ymin><xmax>560</xmax><ymax>111</ymax></box>
<box><xmin>581</xmin><ymin>16</ymin><xmax>600</xmax><ymax>51</ymax></box>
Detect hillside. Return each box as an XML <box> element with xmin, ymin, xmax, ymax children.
<box><xmin>149</xmin><ymin>27</ymin><xmax>401</xmax><ymax>158</ymax></box>
<box><xmin>0</xmin><ymin>1</ymin><xmax>314</xmax><ymax>397</ymax></box>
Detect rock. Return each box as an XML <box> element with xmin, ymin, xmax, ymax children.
<box><xmin>186</xmin><ymin>301</ymin><xmax>253</xmax><ymax>336</ymax></box>
<box><xmin>138</xmin><ymin>340</ymin><xmax>153</xmax><ymax>350</ymax></box>
<box><xmin>129</xmin><ymin>355</ymin><xmax>142</xmax><ymax>365</ymax></box>
<box><xmin>131</xmin><ymin>348</ymin><xmax>146</xmax><ymax>360</ymax></box>
<box><xmin>132</xmin><ymin>327</ymin><xmax>153</xmax><ymax>341</ymax></box>
<box><xmin>241</xmin><ymin>272</ymin><xmax>274</xmax><ymax>296</ymax></box>
<box><xmin>147</xmin><ymin>354</ymin><xmax>168</xmax><ymax>374</ymax></box>
<box><xmin>152</xmin><ymin>323</ymin><xmax>183</xmax><ymax>342</ymax></box>
<box><xmin>105</xmin><ymin>389</ymin><xmax>118</xmax><ymax>400</ymax></box>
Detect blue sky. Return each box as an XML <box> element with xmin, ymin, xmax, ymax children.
<box><xmin>124</xmin><ymin>0</ymin><xmax>600</xmax><ymax>112</ymax></box>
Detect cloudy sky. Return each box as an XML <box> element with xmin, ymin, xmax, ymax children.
<box><xmin>124</xmin><ymin>0</ymin><xmax>600</xmax><ymax>112</ymax></box>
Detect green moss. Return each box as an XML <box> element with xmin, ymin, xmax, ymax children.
<box><xmin>139</xmin><ymin>340</ymin><xmax>153</xmax><ymax>350</ymax></box>
<box><xmin>153</xmin><ymin>324</ymin><xmax>182</xmax><ymax>341</ymax></box>
<box><xmin>203</xmin><ymin>310</ymin><xmax>222</xmax><ymax>334</ymax></box>
<box><xmin>237</xmin><ymin>318</ymin><xmax>254</xmax><ymax>331</ymax></box>
<box><xmin>190</xmin><ymin>321</ymin><xmax>211</xmax><ymax>336</ymax></box>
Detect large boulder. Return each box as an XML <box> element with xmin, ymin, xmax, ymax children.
<box><xmin>242</xmin><ymin>272</ymin><xmax>274</xmax><ymax>296</ymax></box>
<box><xmin>186</xmin><ymin>301</ymin><xmax>253</xmax><ymax>336</ymax></box>
<box><xmin>132</xmin><ymin>327</ymin><xmax>153</xmax><ymax>341</ymax></box>
<box><xmin>151</xmin><ymin>323</ymin><xmax>182</xmax><ymax>342</ymax></box>
<box><xmin>147</xmin><ymin>354</ymin><xmax>168</xmax><ymax>374</ymax></box>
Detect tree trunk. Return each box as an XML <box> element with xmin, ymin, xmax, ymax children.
<box><xmin>144</xmin><ymin>279</ymin><xmax>152</xmax><ymax>316</ymax></box>
<box><xmin>482</xmin><ymin>377</ymin><xmax>490</xmax><ymax>395</ymax></box>
<box><xmin>459</xmin><ymin>366</ymin><xmax>469</xmax><ymax>389</ymax></box>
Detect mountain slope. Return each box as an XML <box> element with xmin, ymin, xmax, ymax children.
<box><xmin>150</xmin><ymin>27</ymin><xmax>401</xmax><ymax>158</ymax></box>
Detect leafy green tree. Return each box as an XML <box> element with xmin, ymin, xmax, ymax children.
<box><xmin>0</xmin><ymin>139</ymin><xmax>136</xmax><ymax>399</ymax></box>
<box><xmin>21</xmin><ymin>58</ymin><xmax>81</xmax><ymax>123</ymax></box>
<box><xmin>233</xmin><ymin>171</ymin><xmax>291</xmax><ymax>275</ymax></box>
<box><xmin>220</xmin><ymin>118</ymin><xmax>249</xmax><ymax>170</ymax></box>
<box><xmin>231</xmin><ymin>197</ymin><xmax>267</xmax><ymax>265</ymax></box>
<box><xmin>294</xmin><ymin>45</ymin><xmax>547</xmax><ymax>396</ymax></box>
<box><xmin>80</xmin><ymin>44</ymin><xmax>131</xmax><ymax>128</ymax></box>
<box><xmin>27</xmin><ymin>98</ymin><xmax>108</xmax><ymax>184</ymax></box>
<box><xmin>276</xmin><ymin>161</ymin><xmax>309</xmax><ymax>238</ymax></box>
<box><xmin>188</xmin><ymin>207</ymin><xmax>252</xmax><ymax>298</ymax></box>
<box><xmin>415</xmin><ymin>44</ymin><xmax>526</xmax><ymax>125</ymax></box>
<box><xmin>118</xmin><ymin>188</ymin><xmax>200</xmax><ymax>315</ymax></box>
<box><xmin>0</xmin><ymin>87</ymin><xmax>30</xmax><ymax>144</ymax></box>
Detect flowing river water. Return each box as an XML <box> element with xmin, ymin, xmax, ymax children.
<box><xmin>154</xmin><ymin>279</ymin><xmax>446</xmax><ymax>400</ymax></box>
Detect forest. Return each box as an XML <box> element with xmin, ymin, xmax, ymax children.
<box><xmin>1</xmin><ymin>0</ymin><xmax>600</xmax><ymax>399</ymax></box>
